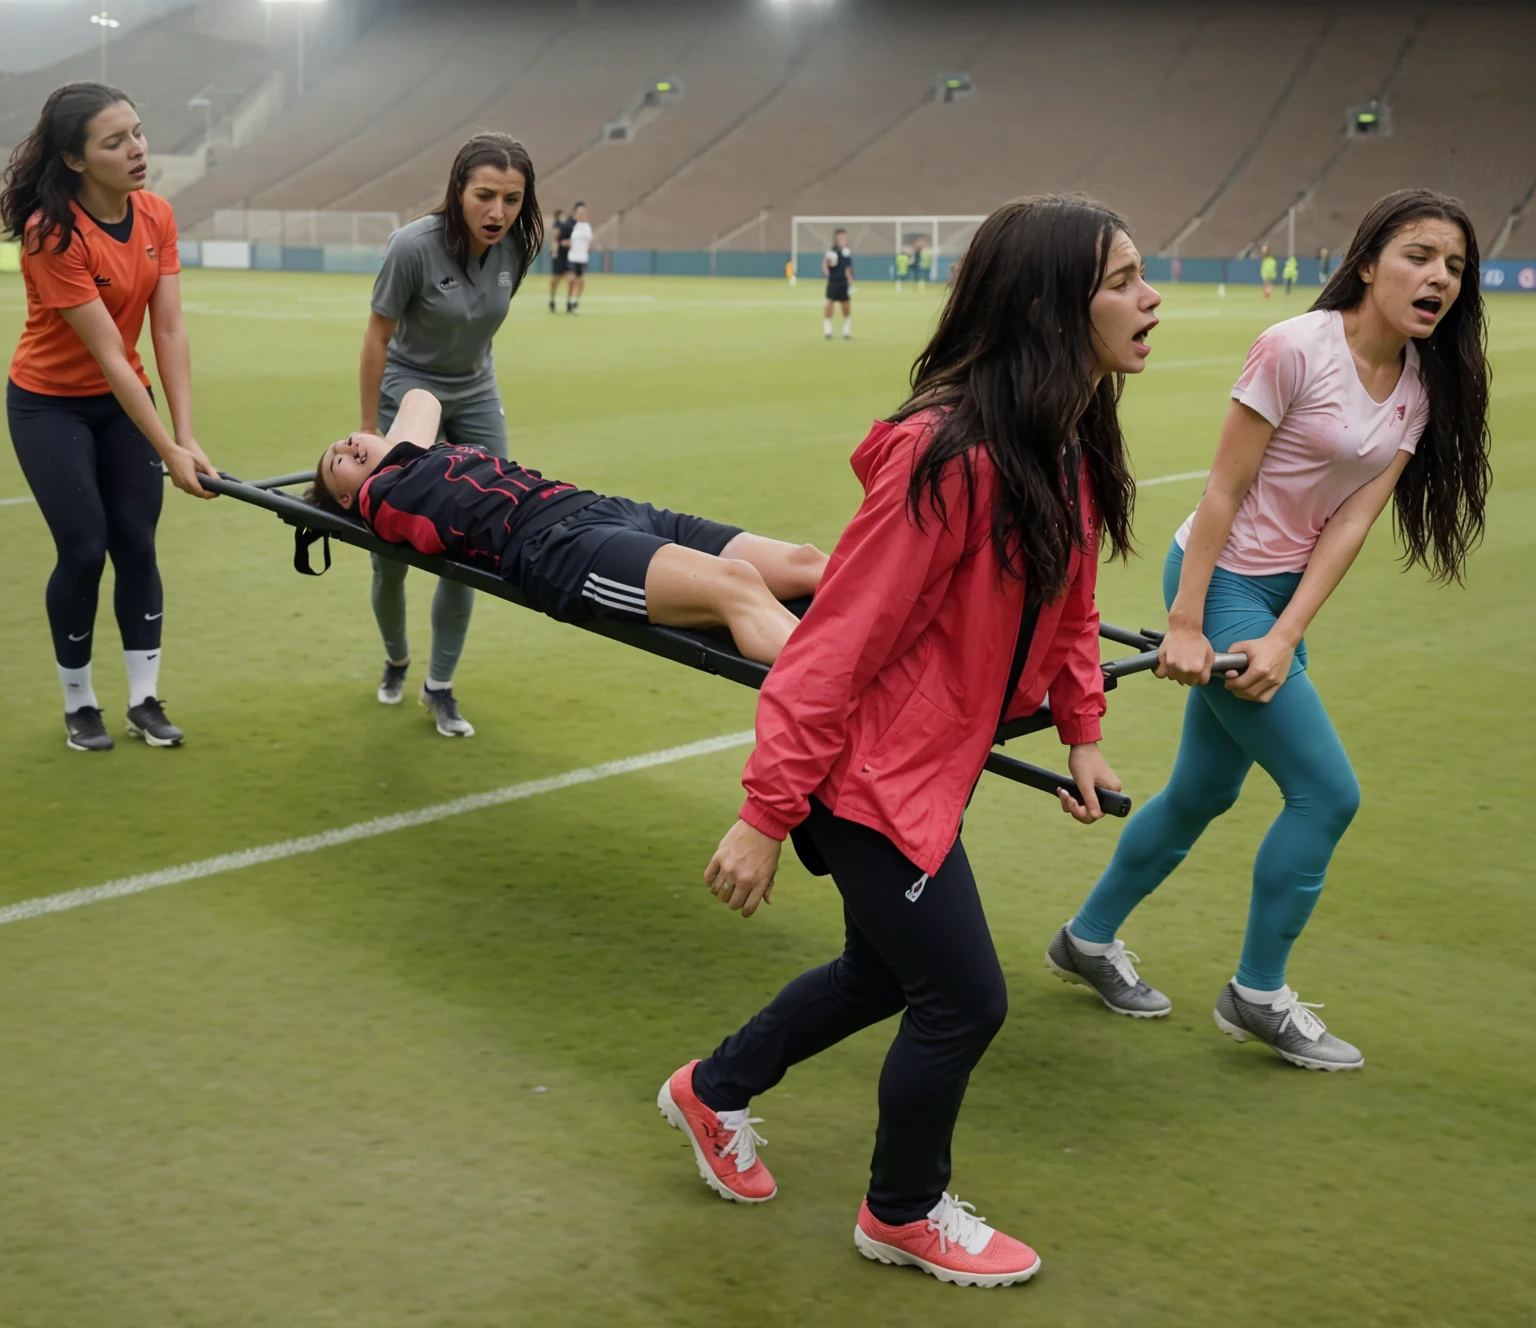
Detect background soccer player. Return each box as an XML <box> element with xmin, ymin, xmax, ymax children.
<box><xmin>547</xmin><ymin>207</ymin><xmax>570</xmax><ymax>312</ymax></box>
<box><xmin>565</xmin><ymin>201</ymin><xmax>593</xmax><ymax>314</ymax></box>
<box><xmin>1260</xmin><ymin>243</ymin><xmax>1278</xmax><ymax>298</ymax></box>
<box><xmin>822</xmin><ymin>227</ymin><xmax>853</xmax><ymax>339</ymax></box>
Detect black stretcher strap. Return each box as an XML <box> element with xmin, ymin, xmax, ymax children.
<box><xmin>294</xmin><ymin>527</ymin><xmax>331</xmax><ymax>576</ymax></box>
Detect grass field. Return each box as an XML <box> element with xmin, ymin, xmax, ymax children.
<box><xmin>1</xmin><ymin>272</ymin><xmax>1533</xmax><ymax>1327</ymax></box>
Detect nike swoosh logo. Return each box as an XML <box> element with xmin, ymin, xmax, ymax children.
<box><xmin>68</xmin><ymin>631</ymin><xmax>91</xmax><ymax>641</ymax></box>
<box><xmin>144</xmin><ymin>612</ymin><xmax>163</xmax><ymax>621</ymax></box>
<box><xmin>146</xmin><ymin>653</ymin><xmax>159</xmax><ymax>661</ymax></box>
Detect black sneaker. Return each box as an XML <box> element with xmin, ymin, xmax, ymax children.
<box><xmin>65</xmin><ymin>706</ymin><xmax>114</xmax><ymax>752</ymax></box>
<box><xmin>419</xmin><ymin>683</ymin><xmax>474</xmax><ymax>737</ymax></box>
<box><xmin>126</xmin><ymin>697</ymin><xmax>185</xmax><ymax>747</ymax></box>
<box><xmin>378</xmin><ymin>659</ymin><xmax>409</xmax><ymax>705</ymax></box>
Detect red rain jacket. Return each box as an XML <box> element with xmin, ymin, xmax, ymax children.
<box><xmin>740</xmin><ymin>412</ymin><xmax>1106</xmax><ymax>875</ymax></box>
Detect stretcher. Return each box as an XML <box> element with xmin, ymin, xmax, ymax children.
<box><xmin>204</xmin><ymin>469</ymin><xmax>1246</xmax><ymax>818</ymax></box>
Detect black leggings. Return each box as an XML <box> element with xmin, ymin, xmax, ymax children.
<box><xmin>692</xmin><ymin>798</ymin><xmax>1008</xmax><ymax>1226</ymax></box>
<box><xmin>7</xmin><ymin>380</ymin><xmax>164</xmax><ymax>669</ymax></box>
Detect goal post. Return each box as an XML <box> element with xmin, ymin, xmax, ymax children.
<box><xmin>790</xmin><ymin>215</ymin><xmax>987</xmax><ymax>283</ymax></box>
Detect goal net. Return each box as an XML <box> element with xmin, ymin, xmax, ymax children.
<box><xmin>790</xmin><ymin>215</ymin><xmax>986</xmax><ymax>282</ymax></box>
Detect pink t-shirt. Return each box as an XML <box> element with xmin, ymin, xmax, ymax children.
<box><xmin>1176</xmin><ymin>309</ymin><xmax>1429</xmax><ymax>575</ymax></box>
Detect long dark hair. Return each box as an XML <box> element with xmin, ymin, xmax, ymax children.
<box><xmin>1313</xmin><ymin>189</ymin><xmax>1491</xmax><ymax>582</ymax></box>
<box><xmin>893</xmin><ymin>195</ymin><xmax>1136</xmax><ymax>602</ymax></box>
<box><xmin>1</xmin><ymin>82</ymin><xmax>134</xmax><ymax>254</ymax></box>
<box><xmin>432</xmin><ymin>133</ymin><xmax>542</xmax><ymax>278</ymax></box>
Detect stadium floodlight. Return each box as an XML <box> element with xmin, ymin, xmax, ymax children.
<box><xmin>263</xmin><ymin>0</ymin><xmax>326</xmax><ymax>100</ymax></box>
<box><xmin>89</xmin><ymin>11</ymin><xmax>119</xmax><ymax>83</ymax></box>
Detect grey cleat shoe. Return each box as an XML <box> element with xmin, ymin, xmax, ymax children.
<box><xmin>378</xmin><ymin>659</ymin><xmax>409</xmax><ymax>705</ymax></box>
<box><xmin>65</xmin><ymin>706</ymin><xmax>114</xmax><ymax>752</ymax></box>
<box><xmin>125</xmin><ymin>697</ymin><xmax>184</xmax><ymax>747</ymax></box>
<box><xmin>1045</xmin><ymin>923</ymin><xmax>1172</xmax><ymax>1018</ymax></box>
<box><xmin>420</xmin><ymin>683</ymin><xmax>475</xmax><ymax>737</ymax></box>
<box><xmin>1213</xmin><ymin>982</ymin><xmax>1364</xmax><ymax>1071</ymax></box>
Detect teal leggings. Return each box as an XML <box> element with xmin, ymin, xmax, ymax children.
<box><xmin>1072</xmin><ymin>542</ymin><xmax>1360</xmax><ymax>990</ymax></box>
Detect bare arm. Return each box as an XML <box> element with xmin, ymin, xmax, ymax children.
<box><xmin>60</xmin><ymin>298</ymin><xmax>212</xmax><ymax>498</ymax></box>
<box><xmin>1158</xmin><ymin>400</ymin><xmax>1274</xmax><ymax>684</ymax></box>
<box><xmin>385</xmin><ymin>387</ymin><xmax>441</xmax><ymax>446</ymax></box>
<box><xmin>1223</xmin><ymin>449</ymin><xmax>1412</xmax><ymax>703</ymax></box>
<box><xmin>147</xmin><ymin>274</ymin><xmax>215</xmax><ymax>481</ymax></box>
<box><xmin>359</xmin><ymin>311</ymin><xmax>397</xmax><ymax>434</ymax></box>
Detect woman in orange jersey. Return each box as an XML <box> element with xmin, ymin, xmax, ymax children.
<box><xmin>2</xmin><ymin>83</ymin><xmax>215</xmax><ymax>752</ymax></box>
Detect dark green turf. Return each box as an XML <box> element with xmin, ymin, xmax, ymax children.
<box><xmin>1</xmin><ymin>274</ymin><xmax>1532</xmax><ymax>1326</ymax></box>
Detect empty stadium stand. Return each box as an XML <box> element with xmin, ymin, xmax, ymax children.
<box><xmin>8</xmin><ymin>1</ymin><xmax>1535</xmax><ymax>258</ymax></box>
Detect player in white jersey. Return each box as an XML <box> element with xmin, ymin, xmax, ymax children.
<box><xmin>565</xmin><ymin>201</ymin><xmax>593</xmax><ymax>314</ymax></box>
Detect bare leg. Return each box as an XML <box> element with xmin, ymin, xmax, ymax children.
<box><xmin>643</xmin><ymin>544</ymin><xmax>802</xmax><ymax>664</ymax></box>
<box><xmin>719</xmin><ymin>532</ymin><xmax>827</xmax><ymax>600</ymax></box>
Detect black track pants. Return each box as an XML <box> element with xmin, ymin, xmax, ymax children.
<box><xmin>692</xmin><ymin>798</ymin><xmax>1008</xmax><ymax>1225</ymax></box>
<box><xmin>7</xmin><ymin>381</ymin><xmax>164</xmax><ymax>668</ymax></box>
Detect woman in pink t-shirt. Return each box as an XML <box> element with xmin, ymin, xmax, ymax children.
<box><xmin>1053</xmin><ymin>190</ymin><xmax>1491</xmax><ymax>1071</ymax></box>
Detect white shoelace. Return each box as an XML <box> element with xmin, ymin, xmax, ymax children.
<box><xmin>715</xmin><ymin>1109</ymin><xmax>768</xmax><ymax>1173</ymax></box>
<box><xmin>1272</xmin><ymin>988</ymin><xmax>1328</xmax><ymax>1041</ymax></box>
<box><xmin>1104</xmin><ymin>939</ymin><xmax>1144</xmax><ymax>990</ymax></box>
<box><xmin>926</xmin><ymin>1193</ymin><xmax>992</xmax><ymax>1256</ymax></box>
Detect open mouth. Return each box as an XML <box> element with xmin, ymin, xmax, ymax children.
<box><xmin>1131</xmin><ymin>317</ymin><xmax>1158</xmax><ymax>348</ymax></box>
<box><xmin>1412</xmin><ymin>295</ymin><xmax>1442</xmax><ymax>317</ymax></box>
<box><xmin>482</xmin><ymin>224</ymin><xmax>503</xmax><ymax>236</ymax></box>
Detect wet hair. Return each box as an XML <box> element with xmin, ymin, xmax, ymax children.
<box><xmin>1</xmin><ymin>82</ymin><xmax>135</xmax><ymax>254</ymax></box>
<box><xmin>891</xmin><ymin>195</ymin><xmax>1136</xmax><ymax>603</ymax></box>
<box><xmin>432</xmin><ymin>133</ymin><xmax>542</xmax><ymax>277</ymax></box>
<box><xmin>1313</xmin><ymin>188</ymin><xmax>1491</xmax><ymax>582</ymax></box>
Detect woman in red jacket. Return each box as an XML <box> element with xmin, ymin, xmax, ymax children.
<box><xmin>656</xmin><ymin>197</ymin><xmax>1161</xmax><ymax>1287</ymax></box>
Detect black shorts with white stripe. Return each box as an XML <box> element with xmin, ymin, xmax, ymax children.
<box><xmin>508</xmin><ymin>494</ymin><xmax>743</xmax><ymax>626</ymax></box>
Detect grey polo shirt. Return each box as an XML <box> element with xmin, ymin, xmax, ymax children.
<box><xmin>370</xmin><ymin>213</ymin><xmax>525</xmax><ymax>402</ymax></box>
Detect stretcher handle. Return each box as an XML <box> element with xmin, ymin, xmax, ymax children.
<box><xmin>1102</xmin><ymin>648</ymin><xmax>1248</xmax><ymax>680</ymax></box>
<box><xmin>982</xmin><ymin>751</ymin><xmax>1132</xmax><ymax>818</ymax></box>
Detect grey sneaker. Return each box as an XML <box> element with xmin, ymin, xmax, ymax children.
<box><xmin>125</xmin><ymin>697</ymin><xmax>184</xmax><ymax>747</ymax></box>
<box><xmin>65</xmin><ymin>706</ymin><xmax>114</xmax><ymax>752</ymax></box>
<box><xmin>420</xmin><ymin>683</ymin><xmax>474</xmax><ymax>737</ymax></box>
<box><xmin>1045</xmin><ymin>923</ymin><xmax>1172</xmax><ymax>1018</ymax></box>
<box><xmin>378</xmin><ymin>659</ymin><xmax>409</xmax><ymax>705</ymax></box>
<box><xmin>1213</xmin><ymin>982</ymin><xmax>1364</xmax><ymax>1071</ymax></box>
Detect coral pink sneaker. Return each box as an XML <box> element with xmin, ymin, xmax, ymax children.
<box><xmin>854</xmin><ymin>1193</ymin><xmax>1041</xmax><ymax>1287</ymax></box>
<box><xmin>657</xmin><ymin>1061</ymin><xmax>776</xmax><ymax>1204</ymax></box>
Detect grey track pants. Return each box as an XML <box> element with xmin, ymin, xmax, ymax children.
<box><xmin>371</xmin><ymin>378</ymin><xmax>508</xmax><ymax>683</ymax></box>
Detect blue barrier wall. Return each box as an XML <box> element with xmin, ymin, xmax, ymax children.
<box><xmin>172</xmin><ymin>241</ymin><xmax>1536</xmax><ymax>291</ymax></box>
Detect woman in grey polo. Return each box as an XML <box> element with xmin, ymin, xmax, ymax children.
<box><xmin>358</xmin><ymin>133</ymin><xmax>542</xmax><ymax>736</ymax></box>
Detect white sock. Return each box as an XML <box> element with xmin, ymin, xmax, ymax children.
<box><xmin>1233</xmin><ymin>980</ymin><xmax>1286</xmax><ymax>1006</ymax></box>
<box><xmin>424</xmin><ymin>676</ymin><xmax>453</xmax><ymax>693</ymax></box>
<box><xmin>823</xmin><ymin>317</ymin><xmax>832</xmax><ymax>335</ymax></box>
<box><xmin>125</xmin><ymin>649</ymin><xmax>161</xmax><ymax>707</ymax></box>
<box><xmin>842</xmin><ymin>316</ymin><xmax>851</xmax><ymax>336</ymax></box>
<box><xmin>1066</xmin><ymin>922</ymin><xmax>1114</xmax><ymax>957</ymax></box>
<box><xmin>58</xmin><ymin>663</ymin><xmax>99</xmax><ymax>714</ymax></box>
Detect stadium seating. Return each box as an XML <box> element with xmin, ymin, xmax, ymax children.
<box><xmin>14</xmin><ymin>0</ymin><xmax>1532</xmax><ymax>257</ymax></box>
<box><xmin>0</xmin><ymin>11</ymin><xmax>273</xmax><ymax>157</ymax></box>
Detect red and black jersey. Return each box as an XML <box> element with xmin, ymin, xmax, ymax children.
<box><xmin>357</xmin><ymin>442</ymin><xmax>599</xmax><ymax>571</ymax></box>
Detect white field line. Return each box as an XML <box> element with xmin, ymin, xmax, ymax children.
<box><xmin>0</xmin><ymin>495</ymin><xmax>36</xmax><ymax>506</ymax></box>
<box><xmin>0</xmin><ymin>730</ymin><xmax>754</xmax><ymax>929</ymax></box>
<box><xmin>1138</xmin><ymin>469</ymin><xmax>1209</xmax><ymax>487</ymax></box>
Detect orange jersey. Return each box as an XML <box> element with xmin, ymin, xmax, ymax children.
<box><xmin>8</xmin><ymin>191</ymin><xmax>180</xmax><ymax>397</ymax></box>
